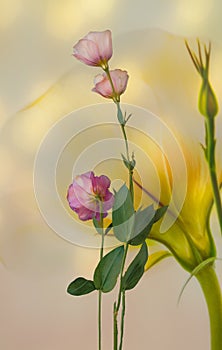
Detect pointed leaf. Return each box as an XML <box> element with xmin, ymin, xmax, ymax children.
<box><xmin>177</xmin><ymin>256</ymin><xmax>217</xmax><ymax>304</ymax></box>
<box><xmin>67</xmin><ymin>277</ymin><xmax>96</xmax><ymax>296</ymax></box>
<box><xmin>129</xmin><ymin>205</ymin><xmax>155</xmax><ymax>246</ymax></box>
<box><xmin>94</xmin><ymin>246</ymin><xmax>124</xmax><ymax>293</ymax></box>
<box><xmin>105</xmin><ymin>222</ymin><xmax>113</xmax><ymax>235</ymax></box>
<box><xmin>121</xmin><ymin>153</ymin><xmax>135</xmax><ymax>171</ymax></box>
<box><xmin>122</xmin><ymin>243</ymin><xmax>148</xmax><ymax>291</ymax></box>
<box><xmin>121</xmin><ymin>153</ymin><xmax>130</xmax><ymax>170</ymax></box>
<box><xmin>112</xmin><ymin>184</ymin><xmax>135</xmax><ymax>242</ymax></box>
<box><xmin>153</xmin><ymin>206</ymin><xmax>168</xmax><ymax>223</ymax></box>
<box><xmin>93</xmin><ymin>218</ymin><xmax>103</xmax><ymax>235</ymax></box>
<box><xmin>145</xmin><ymin>250</ymin><xmax>171</xmax><ymax>271</ymax></box>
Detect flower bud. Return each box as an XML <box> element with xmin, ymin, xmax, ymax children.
<box><xmin>92</xmin><ymin>69</ymin><xmax>129</xmax><ymax>102</ymax></box>
<box><xmin>198</xmin><ymin>79</ymin><xmax>218</xmax><ymax>119</ymax></box>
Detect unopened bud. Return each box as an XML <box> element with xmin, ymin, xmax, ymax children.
<box><xmin>198</xmin><ymin>79</ymin><xmax>218</xmax><ymax>119</ymax></box>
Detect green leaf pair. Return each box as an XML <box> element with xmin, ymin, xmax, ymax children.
<box><xmin>67</xmin><ymin>246</ymin><xmax>124</xmax><ymax>296</ymax></box>
<box><xmin>112</xmin><ymin>184</ymin><xmax>167</xmax><ymax>245</ymax></box>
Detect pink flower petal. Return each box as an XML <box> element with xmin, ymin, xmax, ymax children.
<box><xmin>67</xmin><ymin>171</ymin><xmax>114</xmax><ymax>222</ymax></box>
<box><xmin>73</xmin><ymin>30</ymin><xmax>112</xmax><ymax>67</ymax></box>
<box><xmin>92</xmin><ymin>175</ymin><xmax>111</xmax><ymax>197</ymax></box>
<box><xmin>92</xmin><ymin>69</ymin><xmax>129</xmax><ymax>100</ymax></box>
<box><xmin>86</xmin><ymin>30</ymin><xmax>112</xmax><ymax>61</ymax></box>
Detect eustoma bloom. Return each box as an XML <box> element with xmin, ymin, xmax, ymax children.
<box><xmin>73</xmin><ymin>30</ymin><xmax>112</xmax><ymax>69</ymax></box>
<box><xmin>92</xmin><ymin>69</ymin><xmax>129</xmax><ymax>102</ymax></box>
<box><xmin>67</xmin><ymin>171</ymin><xmax>114</xmax><ymax>221</ymax></box>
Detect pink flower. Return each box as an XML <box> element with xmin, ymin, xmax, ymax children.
<box><xmin>67</xmin><ymin>171</ymin><xmax>114</xmax><ymax>221</ymax></box>
<box><xmin>92</xmin><ymin>69</ymin><xmax>129</xmax><ymax>101</ymax></box>
<box><xmin>73</xmin><ymin>30</ymin><xmax>112</xmax><ymax>68</ymax></box>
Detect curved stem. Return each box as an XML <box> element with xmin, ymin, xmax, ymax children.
<box><xmin>205</xmin><ymin>118</ymin><xmax>222</xmax><ymax>234</ymax></box>
<box><xmin>196</xmin><ymin>264</ymin><xmax>222</xmax><ymax>350</ymax></box>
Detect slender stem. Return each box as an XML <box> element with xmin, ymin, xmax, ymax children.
<box><xmin>98</xmin><ymin>207</ymin><xmax>104</xmax><ymax>350</ymax></box>
<box><xmin>116</xmin><ymin>243</ymin><xmax>129</xmax><ymax>311</ymax></box>
<box><xmin>104</xmin><ymin>67</ymin><xmax>119</xmax><ymax>102</ymax></box>
<box><xmin>100</xmin><ymin>227</ymin><xmax>105</xmax><ymax>260</ymax></box>
<box><xmin>113</xmin><ymin>302</ymin><xmax>118</xmax><ymax>350</ymax></box>
<box><xmin>104</xmin><ymin>67</ymin><xmax>134</xmax><ymax>195</ymax></box>
<box><xmin>196</xmin><ymin>264</ymin><xmax>222</xmax><ymax>350</ymax></box>
<box><xmin>105</xmin><ymin>66</ymin><xmax>134</xmax><ymax>350</ymax></box>
<box><xmin>98</xmin><ymin>290</ymin><xmax>102</xmax><ymax>350</ymax></box>
<box><xmin>113</xmin><ymin>243</ymin><xmax>129</xmax><ymax>349</ymax></box>
<box><xmin>205</xmin><ymin>118</ymin><xmax>222</xmax><ymax>234</ymax></box>
<box><xmin>120</xmin><ymin>122</ymin><xmax>130</xmax><ymax>161</ymax></box>
<box><xmin>119</xmin><ymin>291</ymin><xmax>126</xmax><ymax>350</ymax></box>
<box><xmin>119</xmin><ymin>116</ymin><xmax>134</xmax><ymax>201</ymax></box>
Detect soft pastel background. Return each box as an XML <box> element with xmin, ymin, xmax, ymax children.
<box><xmin>1</xmin><ymin>1</ymin><xmax>222</xmax><ymax>349</ymax></box>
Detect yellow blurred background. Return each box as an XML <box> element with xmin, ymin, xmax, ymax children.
<box><xmin>1</xmin><ymin>1</ymin><xmax>222</xmax><ymax>349</ymax></box>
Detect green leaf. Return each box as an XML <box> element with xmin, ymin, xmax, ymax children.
<box><xmin>128</xmin><ymin>205</ymin><xmax>156</xmax><ymax>246</ymax></box>
<box><xmin>121</xmin><ymin>154</ymin><xmax>136</xmax><ymax>171</ymax></box>
<box><xmin>93</xmin><ymin>245</ymin><xmax>124</xmax><ymax>293</ymax></box>
<box><xmin>122</xmin><ymin>243</ymin><xmax>148</xmax><ymax>291</ymax></box>
<box><xmin>121</xmin><ymin>153</ymin><xmax>131</xmax><ymax>170</ymax></box>
<box><xmin>117</xmin><ymin>104</ymin><xmax>124</xmax><ymax>124</ymax></box>
<box><xmin>145</xmin><ymin>250</ymin><xmax>171</xmax><ymax>271</ymax></box>
<box><xmin>177</xmin><ymin>256</ymin><xmax>217</xmax><ymax>304</ymax></box>
<box><xmin>105</xmin><ymin>222</ymin><xmax>113</xmax><ymax>235</ymax></box>
<box><xmin>153</xmin><ymin>206</ymin><xmax>168</xmax><ymax>223</ymax></box>
<box><xmin>112</xmin><ymin>184</ymin><xmax>135</xmax><ymax>242</ymax></box>
<box><xmin>93</xmin><ymin>218</ymin><xmax>103</xmax><ymax>235</ymax></box>
<box><xmin>67</xmin><ymin>277</ymin><xmax>96</xmax><ymax>296</ymax></box>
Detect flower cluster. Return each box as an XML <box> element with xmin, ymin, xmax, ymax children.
<box><xmin>73</xmin><ymin>30</ymin><xmax>129</xmax><ymax>102</ymax></box>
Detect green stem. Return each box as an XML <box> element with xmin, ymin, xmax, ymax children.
<box><xmin>113</xmin><ymin>302</ymin><xmax>118</xmax><ymax>350</ymax></box>
<box><xmin>104</xmin><ymin>67</ymin><xmax>119</xmax><ymax>102</ymax></box>
<box><xmin>98</xmin><ymin>290</ymin><xmax>102</xmax><ymax>350</ymax></box>
<box><xmin>104</xmin><ymin>66</ymin><xmax>134</xmax><ymax>199</ymax></box>
<box><xmin>120</xmin><ymin>122</ymin><xmax>130</xmax><ymax>161</ymax></box>
<box><xmin>105</xmin><ymin>67</ymin><xmax>134</xmax><ymax>350</ymax></box>
<box><xmin>119</xmin><ymin>291</ymin><xmax>126</xmax><ymax>350</ymax></box>
<box><xmin>196</xmin><ymin>264</ymin><xmax>222</xmax><ymax>350</ymax></box>
<box><xmin>205</xmin><ymin>118</ymin><xmax>222</xmax><ymax>234</ymax></box>
<box><xmin>113</xmin><ymin>243</ymin><xmax>129</xmax><ymax>349</ymax></box>
<box><xmin>119</xmin><ymin>116</ymin><xmax>134</xmax><ymax>202</ymax></box>
<box><xmin>117</xmin><ymin>243</ymin><xmax>129</xmax><ymax>311</ymax></box>
<box><xmin>98</xmin><ymin>208</ymin><xmax>104</xmax><ymax>350</ymax></box>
